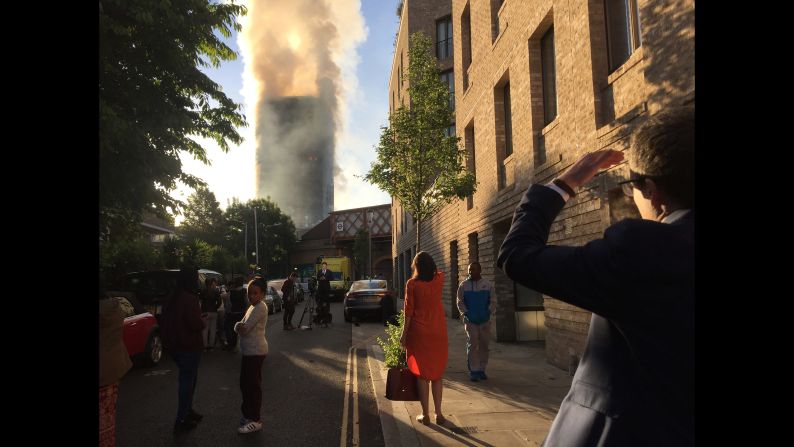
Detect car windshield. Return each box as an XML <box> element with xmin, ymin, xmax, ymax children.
<box><xmin>349</xmin><ymin>280</ymin><xmax>388</xmax><ymax>292</ymax></box>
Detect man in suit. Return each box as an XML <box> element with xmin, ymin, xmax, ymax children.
<box><xmin>496</xmin><ymin>106</ymin><xmax>694</xmax><ymax>446</ymax></box>
<box><xmin>318</xmin><ymin>262</ymin><xmax>333</xmax><ymax>284</ymax></box>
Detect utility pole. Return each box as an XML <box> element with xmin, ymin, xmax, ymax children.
<box><xmin>368</xmin><ymin>210</ymin><xmax>373</xmax><ymax>279</ymax></box>
<box><xmin>244</xmin><ymin>221</ymin><xmax>248</xmax><ymax>275</ymax></box>
<box><xmin>254</xmin><ymin>207</ymin><xmax>259</xmax><ymax>273</ymax></box>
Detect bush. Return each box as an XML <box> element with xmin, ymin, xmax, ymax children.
<box><xmin>377</xmin><ymin>309</ymin><xmax>407</xmax><ymax>368</ymax></box>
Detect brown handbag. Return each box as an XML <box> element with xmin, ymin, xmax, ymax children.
<box><xmin>385</xmin><ymin>367</ymin><xmax>419</xmax><ymax>401</ymax></box>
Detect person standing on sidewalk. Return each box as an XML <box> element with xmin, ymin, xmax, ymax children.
<box><xmin>234</xmin><ymin>276</ymin><xmax>269</xmax><ymax>434</ymax></box>
<box><xmin>161</xmin><ymin>266</ymin><xmax>207</xmax><ymax>434</ymax></box>
<box><xmin>281</xmin><ymin>272</ymin><xmax>297</xmax><ymax>330</ymax></box>
<box><xmin>99</xmin><ymin>292</ymin><xmax>133</xmax><ymax>447</ymax></box>
<box><xmin>399</xmin><ymin>251</ymin><xmax>448</xmax><ymax>426</ymax></box>
<box><xmin>497</xmin><ymin>106</ymin><xmax>694</xmax><ymax>446</ymax></box>
<box><xmin>199</xmin><ymin>278</ymin><xmax>220</xmax><ymax>351</ymax></box>
<box><xmin>456</xmin><ymin>262</ymin><xmax>497</xmax><ymax>382</ymax></box>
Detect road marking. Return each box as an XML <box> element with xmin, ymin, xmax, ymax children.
<box><xmin>340</xmin><ymin>346</ymin><xmax>354</xmax><ymax>447</ymax></box>
<box><xmin>353</xmin><ymin>348</ymin><xmax>359</xmax><ymax>447</ymax></box>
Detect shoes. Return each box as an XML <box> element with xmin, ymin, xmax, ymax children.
<box><xmin>173</xmin><ymin>418</ymin><xmax>198</xmax><ymax>433</ymax></box>
<box><xmin>238</xmin><ymin>420</ymin><xmax>263</xmax><ymax>434</ymax></box>
<box><xmin>187</xmin><ymin>409</ymin><xmax>203</xmax><ymax>423</ymax></box>
<box><xmin>435</xmin><ymin>414</ymin><xmax>447</xmax><ymax>425</ymax></box>
<box><xmin>469</xmin><ymin>372</ymin><xmax>481</xmax><ymax>382</ymax></box>
<box><xmin>478</xmin><ymin>371</ymin><xmax>488</xmax><ymax>380</ymax></box>
<box><xmin>416</xmin><ymin>414</ymin><xmax>430</xmax><ymax>425</ymax></box>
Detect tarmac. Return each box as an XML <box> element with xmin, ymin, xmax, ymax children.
<box><xmin>357</xmin><ymin>317</ymin><xmax>573</xmax><ymax>447</ymax></box>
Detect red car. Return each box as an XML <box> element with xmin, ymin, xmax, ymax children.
<box><xmin>114</xmin><ymin>296</ymin><xmax>162</xmax><ymax>367</ymax></box>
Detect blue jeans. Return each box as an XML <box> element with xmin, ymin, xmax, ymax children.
<box><xmin>171</xmin><ymin>351</ymin><xmax>201</xmax><ymax>422</ymax></box>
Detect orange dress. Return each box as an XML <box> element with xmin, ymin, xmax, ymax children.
<box><xmin>405</xmin><ymin>271</ymin><xmax>448</xmax><ymax>381</ymax></box>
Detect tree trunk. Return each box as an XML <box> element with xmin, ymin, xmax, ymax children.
<box><xmin>415</xmin><ymin>218</ymin><xmax>421</xmax><ymax>252</ymax></box>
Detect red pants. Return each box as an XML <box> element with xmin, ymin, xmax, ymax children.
<box><xmin>99</xmin><ymin>383</ymin><xmax>119</xmax><ymax>447</ymax></box>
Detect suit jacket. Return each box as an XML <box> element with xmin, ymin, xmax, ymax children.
<box><xmin>496</xmin><ymin>185</ymin><xmax>694</xmax><ymax>447</ymax></box>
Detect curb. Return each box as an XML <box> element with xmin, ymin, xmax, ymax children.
<box><xmin>366</xmin><ymin>343</ymin><xmax>421</xmax><ymax>447</ymax></box>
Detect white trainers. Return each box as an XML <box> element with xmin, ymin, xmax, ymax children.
<box><xmin>238</xmin><ymin>420</ymin><xmax>262</xmax><ymax>434</ymax></box>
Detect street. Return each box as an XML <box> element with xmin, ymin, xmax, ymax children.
<box><xmin>117</xmin><ymin>301</ymin><xmax>386</xmax><ymax>447</ymax></box>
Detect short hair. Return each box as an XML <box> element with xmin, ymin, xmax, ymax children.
<box><xmin>412</xmin><ymin>251</ymin><xmax>437</xmax><ymax>282</ymax></box>
<box><xmin>628</xmin><ymin>105</ymin><xmax>695</xmax><ymax>207</ymax></box>
<box><xmin>468</xmin><ymin>261</ymin><xmax>481</xmax><ymax>269</ymax></box>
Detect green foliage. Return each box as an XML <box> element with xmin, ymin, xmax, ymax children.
<box><xmin>100</xmin><ymin>233</ymin><xmax>163</xmax><ymax>286</ymax></box>
<box><xmin>221</xmin><ymin>197</ymin><xmax>297</xmax><ymax>277</ymax></box>
<box><xmin>181</xmin><ymin>239</ymin><xmax>215</xmax><ymax>268</ymax></box>
<box><xmin>377</xmin><ymin>310</ymin><xmax>407</xmax><ymax>368</ymax></box>
<box><xmin>99</xmin><ymin>0</ymin><xmax>248</xmax><ymax>237</ymax></box>
<box><xmin>352</xmin><ymin>229</ymin><xmax>370</xmax><ymax>278</ymax></box>
<box><xmin>178</xmin><ymin>186</ymin><xmax>226</xmax><ymax>246</ymax></box>
<box><xmin>365</xmin><ymin>32</ymin><xmax>476</xmax><ymax>250</ymax></box>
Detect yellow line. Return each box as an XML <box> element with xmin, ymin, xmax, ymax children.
<box><xmin>353</xmin><ymin>349</ymin><xmax>359</xmax><ymax>447</ymax></box>
<box><xmin>340</xmin><ymin>347</ymin><xmax>353</xmax><ymax>447</ymax></box>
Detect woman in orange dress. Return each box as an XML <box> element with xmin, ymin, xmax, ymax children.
<box><xmin>399</xmin><ymin>251</ymin><xmax>448</xmax><ymax>425</ymax></box>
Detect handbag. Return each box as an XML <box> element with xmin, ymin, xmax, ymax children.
<box><xmin>385</xmin><ymin>367</ymin><xmax>419</xmax><ymax>401</ymax></box>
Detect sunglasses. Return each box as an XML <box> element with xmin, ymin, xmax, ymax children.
<box><xmin>617</xmin><ymin>175</ymin><xmax>657</xmax><ymax>197</ymax></box>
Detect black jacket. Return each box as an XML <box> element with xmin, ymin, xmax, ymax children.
<box><xmin>497</xmin><ymin>184</ymin><xmax>694</xmax><ymax>447</ymax></box>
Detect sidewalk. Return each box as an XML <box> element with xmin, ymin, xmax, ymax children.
<box><xmin>364</xmin><ymin>318</ymin><xmax>573</xmax><ymax>447</ymax></box>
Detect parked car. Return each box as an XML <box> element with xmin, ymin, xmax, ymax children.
<box><xmin>243</xmin><ymin>281</ymin><xmax>284</xmax><ymax>315</ymax></box>
<box><xmin>109</xmin><ymin>268</ymin><xmax>223</xmax><ymax>320</ymax></box>
<box><xmin>343</xmin><ymin>280</ymin><xmax>396</xmax><ymax>323</ymax></box>
<box><xmin>111</xmin><ymin>295</ymin><xmax>162</xmax><ymax>367</ymax></box>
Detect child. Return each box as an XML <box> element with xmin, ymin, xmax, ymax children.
<box><xmin>233</xmin><ymin>276</ymin><xmax>269</xmax><ymax>434</ymax></box>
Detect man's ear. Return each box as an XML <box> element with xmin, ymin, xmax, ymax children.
<box><xmin>643</xmin><ymin>178</ymin><xmax>664</xmax><ymax>208</ymax></box>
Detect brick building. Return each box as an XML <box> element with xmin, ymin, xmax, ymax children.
<box><xmin>291</xmin><ymin>204</ymin><xmax>393</xmax><ymax>281</ymax></box>
<box><xmin>390</xmin><ymin>0</ymin><xmax>694</xmax><ymax>370</ymax></box>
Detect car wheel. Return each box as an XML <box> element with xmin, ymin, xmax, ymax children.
<box><xmin>143</xmin><ymin>330</ymin><xmax>163</xmax><ymax>366</ymax></box>
<box><xmin>344</xmin><ymin>310</ymin><xmax>352</xmax><ymax>323</ymax></box>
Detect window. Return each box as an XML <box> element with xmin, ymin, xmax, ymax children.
<box><xmin>605</xmin><ymin>0</ymin><xmax>641</xmax><ymax>72</ymax></box>
<box><xmin>468</xmin><ymin>232</ymin><xmax>479</xmax><ymax>264</ymax></box>
<box><xmin>490</xmin><ymin>0</ymin><xmax>504</xmax><ymax>40</ymax></box>
<box><xmin>461</xmin><ymin>3</ymin><xmax>472</xmax><ymax>89</ymax></box>
<box><xmin>436</xmin><ymin>16</ymin><xmax>453</xmax><ymax>59</ymax></box>
<box><xmin>440</xmin><ymin>70</ymin><xmax>455</xmax><ymax>111</ymax></box>
<box><xmin>441</xmin><ymin>69</ymin><xmax>456</xmax><ymax>137</ymax></box>
<box><xmin>541</xmin><ymin>27</ymin><xmax>557</xmax><ymax>125</ymax></box>
<box><xmin>465</xmin><ymin>122</ymin><xmax>475</xmax><ymax>209</ymax></box>
<box><xmin>503</xmin><ymin>82</ymin><xmax>513</xmax><ymax>157</ymax></box>
<box><xmin>398</xmin><ymin>51</ymin><xmax>403</xmax><ymax>101</ymax></box>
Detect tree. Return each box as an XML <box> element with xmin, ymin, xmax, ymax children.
<box><xmin>178</xmin><ymin>186</ymin><xmax>226</xmax><ymax>246</ymax></box>
<box><xmin>100</xmin><ymin>234</ymin><xmax>163</xmax><ymax>286</ymax></box>
<box><xmin>222</xmin><ymin>198</ymin><xmax>297</xmax><ymax>277</ymax></box>
<box><xmin>99</xmin><ymin>0</ymin><xmax>248</xmax><ymax>237</ymax></box>
<box><xmin>365</xmin><ymin>32</ymin><xmax>476</xmax><ymax>251</ymax></box>
<box><xmin>352</xmin><ymin>229</ymin><xmax>370</xmax><ymax>279</ymax></box>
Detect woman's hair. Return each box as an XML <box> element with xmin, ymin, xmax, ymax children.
<box><xmin>412</xmin><ymin>251</ymin><xmax>437</xmax><ymax>282</ymax></box>
<box><xmin>248</xmin><ymin>275</ymin><xmax>267</xmax><ymax>294</ymax></box>
<box><xmin>177</xmin><ymin>265</ymin><xmax>199</xmax><ymax>294</ymax></box>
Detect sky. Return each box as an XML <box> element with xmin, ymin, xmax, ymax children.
<box><xmin>173</xmin><ymin>0</ymin><xmax>401</xmax><ymax>222</ymax></box>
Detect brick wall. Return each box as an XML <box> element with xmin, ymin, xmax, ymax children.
<box><xmin>389</xmin><ymin>0</ymin><xmax>694</xmax><ymax>370</ymax></box>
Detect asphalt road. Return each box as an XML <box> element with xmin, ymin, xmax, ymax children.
<box><xmin>116</xmin><ymin>300</ymin><xmax>386</xmax><ymax>447</ymax></box>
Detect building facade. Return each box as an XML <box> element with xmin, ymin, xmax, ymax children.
<box><xmin>291</xmin><ymin>204</ymin><xmax>393</xmax><ymax>282</ymax></box>
<box><xmin>256</xmin><ymin>96</ymin><xmax>334</xmax><ymax>233</ymax></box>
<box><xmin>390</xmin><ymin>0</ymin><xmax>694</xmax><ymax>370</ymax></box>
